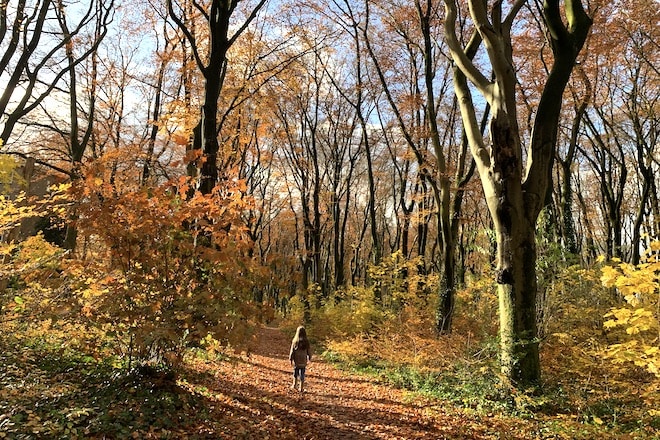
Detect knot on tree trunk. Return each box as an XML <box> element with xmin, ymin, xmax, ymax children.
<box><xmin>496</xmin><ymin>267</ymin><xmax>513</xmax><ymax>285</ymax></box>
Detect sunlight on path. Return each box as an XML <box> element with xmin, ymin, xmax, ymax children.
<box><xmin>204</xmin><ymin>326</ymin><xmax>511</xmax><ymax>440</ymax></box>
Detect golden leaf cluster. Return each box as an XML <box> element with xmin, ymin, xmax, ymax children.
<box><xmin>599</xmin><ymin>241</ymin><xmax>660</xmax><ymax>412</ymax></box>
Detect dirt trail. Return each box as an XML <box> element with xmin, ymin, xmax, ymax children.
<box><xmin>196</xmin><ymin>326</ymin><xmax>515</xmax><ymax>439</ymax></box>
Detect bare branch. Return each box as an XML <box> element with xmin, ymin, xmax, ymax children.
<box><xmin>442</xmin><ymin>0</ymin><xmax>491</xmax><ymax>93</ymax></box>
<box><xmin>167</xmin><ymin>0</ymin><xmax>205</xmax><ymax>71</ymax></box>
<box><xmin>227</xmin><ymin>0</ymin><xmax>269</xmax><ymax>47</ymax></box>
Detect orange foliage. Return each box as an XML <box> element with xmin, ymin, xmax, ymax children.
<box><xmin>68</xmin><ymin>173</ymin><xmax>269</xmax><ymax>365</ymax></box>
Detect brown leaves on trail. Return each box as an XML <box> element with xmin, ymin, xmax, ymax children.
<box><xmin>183</xmin><ymin>327</ymin><xmax>533</xmax><ymax>440</ymax></box>
<box><xmin>2</xmin><ymin>326</ymin><xmax>641</xmax><ymax>439</ymax></box>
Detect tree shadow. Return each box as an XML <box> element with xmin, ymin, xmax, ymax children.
<box><xmin>246</xmin><ymin>357</ymin><xmax>380</xmax><ymax>386</ymax></box>
<box><xmin>203</xmin><ymin>371</ymin><xmax>473</xmax><ymax>440</ymax></box>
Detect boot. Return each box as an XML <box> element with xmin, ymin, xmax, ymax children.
<box><xmin>300</xmin><ymin>379</ymin><xmax>305</xmax><ymax>393</ymax></box>
<box><xmin>291</xmin><ymin>378</ymin><xmax>298</xmax><ymax>390</ymax></box>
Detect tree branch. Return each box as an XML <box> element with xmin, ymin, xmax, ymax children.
<box><xmin>4</xmin><ymin>151</ymin><xmax>72</xmax><ymax>177</ymax></box>
<box><xmin>227</xmin><ymin>0</ymin><xmax>269</xmax><ymax>47</ymax></box>
<box><xmin>443</xmin><ymin>0</ymin><xmax>492</xmax><ymax>94</ymax></box>
<box><xmin>167</xmin><ymin>0</ymin><xmax>205</xmax><ymax>72</ymax></box>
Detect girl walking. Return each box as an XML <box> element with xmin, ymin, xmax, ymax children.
<box><xmin>289</xmin><ymin>326</ymin><xmax>312</xmax><ymax>393</ymax></box>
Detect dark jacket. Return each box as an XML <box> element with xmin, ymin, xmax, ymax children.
<box><xmin>289</xmin><ymin>341</ymin><xmax>311</xmax><ymax>367</ymax></box>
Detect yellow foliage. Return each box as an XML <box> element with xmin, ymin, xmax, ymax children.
<box><xmin>316</xmin><ymin>253</ymin><xmax>478</xmax><ymax>372</ymax></box>
<box><xmin>599</xmin><ymin>265</ymin><xmax>620</xmax><ymax>288</ymax></box>
<box><xmin>1</xmin><ymin>176</ymin><xmax>264</xmax><ymax>370</ymax></box>
<box><xmin>0</xmin><ymin>154</ymin><xmax>24</xmax><ymax>187</ymax></box>
<box><xmin>600</xmin><ymin>241</ymin><xmax>660</xmax><ymax>380</ymax></box>
<box><xmin>15</xmin><ymin>233</ymin><xmax>62</xmax><ymax>263</ymax></box>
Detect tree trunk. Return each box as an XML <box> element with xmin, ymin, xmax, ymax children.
<box><xmin>443</xmin><ymin>0</ymin><xmax>592</xmax><ymax>387</ymax></box>
<box><xmin>168</xmin><ymin>0</ymin><xmax>267</xmax><ymax>193</ymax></box>
<box><xmin>495</xmin><ymin>213</ymin><xmax>541</xmax><ymax>384</ymax></box>
<box><xmin>143</xmin><ymin>25</ymin><xmax>169</xmax><ymax>184</ymax></box>
<box><xmin>576</xmin><ymin>178</ymin><xmax>598</xmax><ymax>261</ymax></box>
<box><xmin>557</xmin><ymin>96</ymin><xmax>587</xmax><ymax>255</ymax></box>
<box><xmin>559</xmin><ymin>161</ymin><xmax>577</xmax><ymax>254</ymax></box>
<box><xmin>486</xmin><ymin>108</ymin><xmax>541</xmax><ymax>385</ymax></box>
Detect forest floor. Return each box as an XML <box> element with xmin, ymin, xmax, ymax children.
<box><xmin>168</xmin><ymin>326</ymin><xmax>614</xmax><ymax>440</ymax></box>
<box><xmin>1</xmin><ymin>325</ymin><xmax>653</xmax><ymax>439</ymax></box>
<box><xmin>182</xmin><ymin>326</ymin><xmax>537</xmax><ymax>440</ymax></box>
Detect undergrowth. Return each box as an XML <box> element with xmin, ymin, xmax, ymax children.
<box><xmin>321</xmin><ymin>340</ymin><xmax>659</xmax><ymax>438</ymax></box>
<box><xmin>0</xmin><ymin>333</ymin><xmax>216</xmax><ymax>439</ymax></box>
<box><xmin>305</xmin><ymin>258</ymin><xmax>660</xmax><ymax>439</ymax></box>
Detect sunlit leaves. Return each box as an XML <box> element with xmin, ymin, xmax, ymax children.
<box><xmin>0</xmin><ymin>164</ymin><xmax>267</xmax><ymax>370</ymax></box>
<box><xmin>600</xmin><ymin>241</ymin><xmax>660</xmax><ymax>390</ymax></box>
<box><xmin>69</xmin><ymin>174</ymin><xmax>264</xmax><ymax>366</ymax></box>
<box><xmin>0</xmin><ymin>183</ymin><xmax>72</xmax><ymax>323</ymax></box>
<box><xmin>0</xmin><ymin>154</ymin><xmax>24</xmax><ymax>186</ymax></box>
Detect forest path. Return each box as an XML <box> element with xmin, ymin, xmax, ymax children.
<box><xmin>192</xmin><ymin>326</ymin><xmax>521</xmax><ymax>439</ymax></box>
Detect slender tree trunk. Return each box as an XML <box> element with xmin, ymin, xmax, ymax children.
<box><xmin>142</xmin><ymin>24</ymin><xmax>169</xmax><ymax>184</ymax></box>
<box><xmin>576</xmin><ymin>178</ymin><xmax>597</xmax><ymax>261</ymax></box>
<box><xmin>650</xmin><ymin>182</ymin><xmax>660</xmax><ymax>242</ymax></box>
<box><xmin>558</xmin><ymin>161</ymin><xmax>577</xmax><ymax>253</ymax></box>
<box><xmin>413</xmin><ymin>0</ymin><xmax>481</xmax><ymax>333</ymax></box>
<box><xmin>59</xmin><ymin>0</ymin><xmax>105</xmax><ymax>251</ymax></box>
<box><xmin>557</xmin><ymin>94</ymin><xmax>587</xmax><ymax>255</ymax></box>
<box><xmin>332</xmin><ymin>185</ymin><xmax>346</xmax><ymax>288</ymax></box>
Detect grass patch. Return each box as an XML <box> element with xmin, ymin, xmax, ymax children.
<box><xmin>322</xmin><ymin>348</ymin><xmax>515</xmax><ymax>413</ymax></box>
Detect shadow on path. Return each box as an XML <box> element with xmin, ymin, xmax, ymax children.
<box><xmin>195</xmin><ymin>326</ymin><xmax>500</xmax><ymax>440</ymax></box>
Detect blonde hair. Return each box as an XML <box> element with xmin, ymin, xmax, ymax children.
<box><xmin>292</xmin><ymin>326</ymin><xmax>309</xmax><ymax>350</ymax></box>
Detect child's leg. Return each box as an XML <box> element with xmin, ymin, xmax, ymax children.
<box><xmin>291</xmin><ymin>368</ymin><xmax>298</xmax><ymax>389</ymax></box>
<box><xmin>299</xmin><ymin>367</ymin><xmax>306</xmax><ymax>393</ymax></box>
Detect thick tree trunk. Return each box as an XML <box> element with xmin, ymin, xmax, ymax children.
<box><xmin>445</xmin><ymin>0</ymin><xmax>591</xmax><ymax>387</ymax></box>
<box><xmin>496</xmin><ymin>221</ymin><xmax>541</xmax><ymax>384</ymax></box>
<box><xmin>485</xmin><ymin>108</ymin><xmax>541</xmax><ymax>386</ymax></box>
